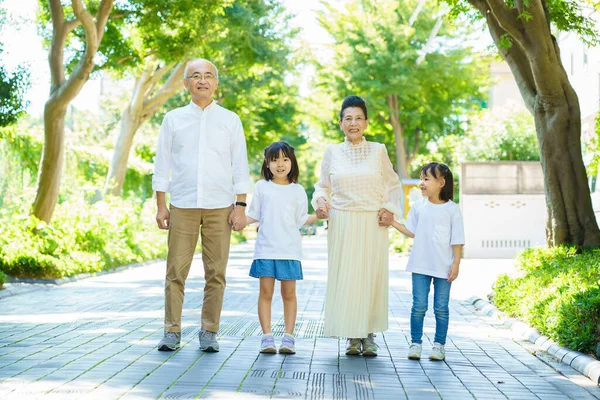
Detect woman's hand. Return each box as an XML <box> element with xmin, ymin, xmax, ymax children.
<box><xmin>378</xmin><ymin>209</ymin><xmax>393</xmax><ymax>226</ymax></box>
<box><xmin>316</xmin><ymin>198</ymin><xmax>330</xmax><ymax>219</ymax></box>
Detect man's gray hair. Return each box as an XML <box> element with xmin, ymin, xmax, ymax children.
<box><xmin>184</xmin><ymin>59</ymin><xmax>219</xmax><ymax>79</ymax></box>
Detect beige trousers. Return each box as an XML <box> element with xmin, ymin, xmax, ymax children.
<box><xmin>164</xmin><ymin>204</ymin><xmax>233</xmax><ymax>333</ymax></box>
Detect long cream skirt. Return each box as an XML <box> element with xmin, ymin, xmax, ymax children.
<box><xmin>323</xmin><ymin>209</ymin><xmax>389</xmax><ymax>338</ymax></box>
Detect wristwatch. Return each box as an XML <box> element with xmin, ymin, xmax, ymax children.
<box><xmin>235</xmin><ymin>201</ymin><xmax>247</xmax><ymax>207</ymax></box>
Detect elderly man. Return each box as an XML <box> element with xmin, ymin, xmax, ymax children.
<box><xmin>153</xmin><ymin>58</ymin><xmax>251</xmax><ymax>352</ymax></box>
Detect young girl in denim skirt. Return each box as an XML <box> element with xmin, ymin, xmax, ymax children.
<box><xmin>391</xmin><ymin>162</ymin><xmax>465</xmax><ymax>361</ymax></box>
<box><xmin>246</xmin><ymin>141</ymin><xmax>318</xmax><ymax>354</ymax></box>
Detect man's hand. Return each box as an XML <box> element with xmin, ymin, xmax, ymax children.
<box><xmin>315</xmin><ymin>198</ymin><xmax>330</xmax><ymax>219</ymax></box>
<box><xmin>229</xmin><ymin>206</ymin><xmax>247</xmax><ymax>231</ymax></box>
<box><xmin>448</xmin><ymin>263</ymin><xmax>459</xmax><ymax>282</ymax></box>
<box><xmin>378</xmin><ymin>209</ymin><xmax>393</xmax><ymax>226</ymax></box>
<box><xmin>156</xmin><ymin>205</ymin><xmax>170</xmax><ymax>230</ymax></box>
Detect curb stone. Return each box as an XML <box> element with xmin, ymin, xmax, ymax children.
<box><xmin>468</xmin><ymin>295</ymin><xmax>600</xmax><ymax>386</ymax></box>
<box><xmin>0</xmin><ymin>258</ymin><xmax>163</xmax><ymax>300</ymax></box>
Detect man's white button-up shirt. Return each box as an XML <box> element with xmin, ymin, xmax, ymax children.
<box><xmin>152</xmin><ymin>101</ymin><xmax>252</xmax><ymax>209</ymax></box>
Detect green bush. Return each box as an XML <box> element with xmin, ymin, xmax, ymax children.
<box><xmin>0</xmin><ymin>196</ymin><xmax>168</xmax><ymax>279</ymax></box>
<box><xmin>0</xmin><ymin>270</ymin><xmax>6</xmax><ymax>288</ymax></box>
<box><xmin>493</xmin><ymin>246</ymin><xmax>600</xmax><ymax>354</ymax></box>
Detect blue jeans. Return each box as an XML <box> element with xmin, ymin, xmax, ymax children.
<box><xmin>410</xmin><ymin>273</ymin><xmax>452</xmax><ymax>345</ymax></box>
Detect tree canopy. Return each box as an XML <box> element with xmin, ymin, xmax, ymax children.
<box><xmin>443</xmin><ymin>0</ymin><xmax>600</xmax><ymax>246</ymax></box>
<box><xmin>316</xmin><ymin>0</ymin><xmax>489</xmax><ymax>177</ymax></box>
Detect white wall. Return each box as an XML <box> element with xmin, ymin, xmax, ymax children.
<box><xmin>462</xmin><ymin>194</ymin><xmax>546</xmax><ymax>258</ymax></box>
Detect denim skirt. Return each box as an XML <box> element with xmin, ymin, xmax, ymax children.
<box><xmin>249</xmin><ymin>259</ymin><xmax>303</xmax><ymax>281</ymax></box>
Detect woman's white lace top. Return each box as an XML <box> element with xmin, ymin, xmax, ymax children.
<box><xmin>311</xmin><ymin>138</ymin><xmax>403</xmax><ymax>217</ymax></box>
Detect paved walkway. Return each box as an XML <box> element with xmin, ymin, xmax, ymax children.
<box><xmin>1</xmin><ymin>234</ymin><xmax>599</xmax><ymax>399</ymax></box>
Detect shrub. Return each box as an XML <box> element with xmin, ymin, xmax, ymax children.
<box><xmin>0</xmin><ymin>196</ymin><xmax>168</xmax><ymax>279</ymax></box>
<box><xmin>0</xmin><ymin>270</ymin><xmax>6</xmax><ymax>288</ymax></box>
<box><xmin>493</xmin><ymin>246</ymin><xmax>600</xmax><ymax>355</ymax></box>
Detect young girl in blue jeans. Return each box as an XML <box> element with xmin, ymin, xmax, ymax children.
<box><xmin>245</xmin><ymin>141</ymin><xmax>318</xmax><ymax>354</ymax></box>
<box><xmin>391</xmin><ymin>162</ymin><xmax>464</xmax><ymax>361</ymax></box>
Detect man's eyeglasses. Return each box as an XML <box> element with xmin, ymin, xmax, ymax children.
<box><xmin>186</xmin><ymin>72</ymin><xmax>217</xmax><ymax>81</ymax></box>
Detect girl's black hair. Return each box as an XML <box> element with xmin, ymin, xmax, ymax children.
<box><xmin>261</xmin><ymin>141</ymin><xmax>300</xmax><ymax>183</ymax></box>
<box><xmin>339</xmin><ymin>95</ymin><xmax>368</xmax><ymax>121</ymax></box>
<box><xmin>420</xmin><ymin>162</ymin><xmax>454</xmax><ymax>202</ymax></box>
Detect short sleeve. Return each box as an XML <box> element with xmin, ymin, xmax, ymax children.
<box><xmin>405</xmin><ymin>202</ymin><xmax>419</xmax><ymax>234</ymax></box>
<box><xmin>295</xmin><ymin>186</ymin><xmax>311</xmax><ymax>229</ymax></box>
<box><xmin>246</xmin><ymin>182</ymin><xmax>262</xmax><ymax>221</ymax></box>
<box><xmin>450</xmin><ymin>206</ymin><xmax>465</xmax><ymax>245</ymax></box>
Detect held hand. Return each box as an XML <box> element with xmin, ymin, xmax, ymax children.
<box><xmin>316</xmin><ymin>206</ymin><xmax>329</xmax><ymax>219</ymax></box>
<box><xmin>378</xmin><ymin>209</ymin><xmax>393</xmax><ymax>227</ymax></box>
<box><xmin>156</xmin><ymin>205</ymin><xmax>170</xmax><ymax>230</ymax></box>
<box><xmin>315</xmin><ymin>197</ymin><xmax>330</xmax><ymax>219</ymax></box>
<box><xmin>316</xmin><ymin>198</ymin><xmax>330</xmax><ymax>211</ymax></box>
<box><xmin>448</xmin><ymin>263</ymin><xmax>459</xmax><ymax>282</ymax></box>
<box><xmin>230</xmin><ymin>206</ymin><xmax>247</xmax><ymax>232</ymax></box>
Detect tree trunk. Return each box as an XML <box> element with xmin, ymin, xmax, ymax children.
<box><xmin>105</xmin><ymin>106</ymin><xmax>142</xmax><ymax>196</ymax></box>
<box><xmin>536</xmin><ymin>72</ymin><xmax>600</xmax><ymax>246</ymax></box>
<box><xmin>387</xmin><ymin>94</ymin><xmax>410</xmax><ymax>178</ymax></box>
<box><xmin>32</xmin><ymin>101</ymin><xmax>67</xmax><ymax>221</ymax></box>
<box><xmin>32</xmin><ymin>0</ymin><xmax>114</xmax><ymax>222</ymax></box>
<box><xmin>104</xmin><ymin>61</ymin><xmax>184</xmax><ymax>196</ymax></box>
<box><xmin>468</xmin><ymin>0</ymin><xmax>600</xmax><ymax>246</ymax></box>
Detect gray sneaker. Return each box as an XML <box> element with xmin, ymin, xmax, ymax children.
<box><xmin>199</xmin><ymin>329</ymin><xmax>219</xmax><ymax>352</ymax></box>
<box><xmin>345</xmin><ymin>338</ymin><xmax>362</xmax><ymax>355</ymax></box>
<box><xmin>408</xmin><ymin>343</ymin><xmax>422</xmax><ymax>360</ymax></box>
<box><xmin>259</xmin><ymin>335</ymin><xmax>277</xmax><ymax>354</ymax></box>
<box><xmin>429</xmin><ymin>342</ymin><xmax>445</xmax><ymax>361</ymax></box>
<box><xmin>157</xmin><ymin>332</ymin><xmax>181</xmax><ymax>351</ymax></box>
<box><xmin>279</xmin><ymin>334</ymin><xmax>296</xmax><ymax>354</ymax></box>
<box><xmin>361</xmin><ymin>333</ymin><xmax>378</xmax><ymax>356</ymax></box>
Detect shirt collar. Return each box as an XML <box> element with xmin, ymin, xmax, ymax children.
<box><xmin>189</xmin><ymin>99</ymin><xmax>217</xmax><ymax>114</ymax></box>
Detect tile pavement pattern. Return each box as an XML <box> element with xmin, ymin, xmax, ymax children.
<box><xmin>1</xmin><ymin>235</ymin><xmax>599</xmax><ymax>399</ymax></box>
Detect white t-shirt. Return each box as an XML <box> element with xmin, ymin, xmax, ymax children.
<box><xmin>247</xmin><ymin>180</ymin><xmax>310</xmax><ymax>261</ymax></box>
<box><xmin>405</xmin><ymin>198</ymin><xmax>465</xmax><ymax>279</ymax></box>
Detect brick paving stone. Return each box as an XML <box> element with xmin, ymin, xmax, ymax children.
<box><xmin>1</xmin><ymin>235</ymin><xmax>600</xmax><ymax>399</ymax></box>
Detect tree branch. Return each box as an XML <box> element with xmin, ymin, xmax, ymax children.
<box><xmin>55</xmin><ymin>0</ymin><xmax>114</xmax><ymax>103</ymax></box>
<box><xmin>145</xmin><ymin>61</ymin><xmax>178</xmax><ymax>95</ymax></box>
<box><xmin>143</xmin><ymin>62</ymin><xmax>186</xmax><ymax>119</ymax></box>
<box><xmin>95</xmin><ymin>0</ymin><xmax>113</xmax><ymax>42</ymax></box>
<box><xmin>469</xmin><ymin>0</ymin><xmax>536</xmax><ymax>111</ymax></box>
<box><xmin>477</xmin><ymin>0</ymin><xmax>528</xmax><ymax>49</ymax></box>
<box><xmin>64</xmin><ymin>19</ymin><xmax>81</xmax><ymax>35</ymax></box>
<box><xmin>524</xmin><ymin>0</ymin><xmax>554</xmax><ymax>57</ymax></box>
<box><xmin>488</xmin><ymin>11</ymin><xmax>537</xmax><ymax>111</ymax></box>
<box><xmin>408</xmin><ymin>0</ymin><xmax>427</xmax><ymax>27</ymax></box>
<box><xmin>514</xmin><ymin>0</ymin><xmax>525</xmax><ymax>14</ymax></box>
<box><xmin>71</xmin><ymin>0</ymin><xmax>95</xmax><ymax>46</ymax></box>
<box><xmin>48</xmin><ymin>0</ymin><xmax>65</xmax><ymax>29</ymax></box>
<box><xmin>416</xmin><ymin>15</ymin><xmax>443</xmax><ymax>66</ymax></box>
<box><xmin>48</xmin><ymin>0</ymin><xmax>67</xmax><ymax>91</ymax></box>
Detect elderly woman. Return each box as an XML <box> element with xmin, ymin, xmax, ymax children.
<box><xmin>312</xmin><ymin>96</ymin><xmax>402</xmax><ymax>356</ymax></box>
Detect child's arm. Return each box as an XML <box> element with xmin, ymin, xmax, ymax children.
<box><xmin>448</xmin><ymin>244</ymin><xmax>463</xmax><ymax>282</ymax></box>
<box><xmin>304</xmin><ymin>214</ymin><xmax>318</xmax><ymax>225</ymax></box>
<box><xmin>246</xmin><ymin>216</ymin><xmax>258</xmax><ymax>225</ymax></box>
<box><xmin>391</xmin><ymin>220</ymin><xmax>414</xmax><ymax>238</ymax></box>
